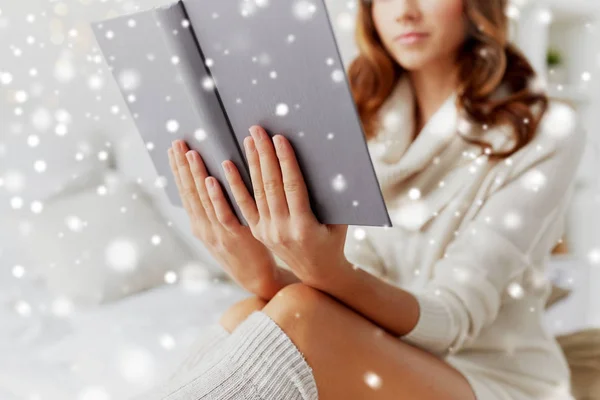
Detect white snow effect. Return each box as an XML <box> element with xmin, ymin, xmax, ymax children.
<box><xmin>88</xmin><ymin>74</ymin><xmax>104</xmax><ymax>90</ymax></box>
<box><xmin>540</xmin><ymin>102</ymin><xmax>576</xmax><ymax>139</ymax></box>
<box><xmin>331</xmin><ymin>174</ymin><xmax>347</xmax><ymax>191</ymax></box>
<box><xmin>275</xmin><ymin>103</ymin><xmax>289</xmax><ymax>116</ymax></box>
<box><xmin>0</xmin><ymin>71</ymin><xmax>13</xmax><ymax>85</ymax></box>
<box><xmin>353</xmin><ymin>227</ymin><xmax>366</xmax><ymax>241</ymax></box>
<box><xmin>293</xmin><ymin>0</ymin><xmax>317</xmax><ymax>20</ymax></box>
<box><xmin>520</xmin><ymin>169</ymin><xmax>547</xmax><ymax>192</ymax></box>
<box><xmin>195</xmin><ymin>129</ymin><xmax>207</xmax><ymax>141</ymax></box>
<box><xmin>588</xmin><ymin>248</ymin><xmax>600</xmax><ymax>265</ymax></box>
<box><xmin>507</xmin><ymin>282</ymin><xmax>525</xmax><ymax>299</ymax></box>
<box><xmin>118</xmin><ymin>69</ymin><xmax>141</xmax><ymax>91</ymax></box>
<box><xmin>408</xmin><ymin>188</ymin><xmax>421</xmax><ymax>200</ymax></box>
<box><xmin>105</xmin><ymin>238</ymin><xmax>139</xmax><ymax>272</ymax></box>
<box><xmin>166</xmin><ymin>119</ymin><xmax>180</xmax><ymax>133</ymax></box>
<box><xmin>33</xmin><ymin>160</ymin><xmax>47</xmax><ymax>173</ymax></box>
<box><xmin>331</xmin><ymin>69</ymin><xmax>344</xmax><ymax>82</ymax></box>
<box><xmin>202</xmin><ymin>76</ymin><xmax>215</xmax><ymax>90</ymax></box>
<box><xmin>164</xmin><ymin>271</ymin><xmax>178</xmax><ymax>284</ymax></box>
<box><xmin>364</xmin><ymin>371</ymin><xmax>382</xmax><ymax>389</ymax></box>
<box><xmin>336</xmin><ymin>11</ymin><xmax>355</xmax><ymax>31</ymax></box>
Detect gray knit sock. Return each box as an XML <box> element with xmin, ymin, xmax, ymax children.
<box><xmin>169</xmin><ymin>322</ymin><xmax>231</xmax><ymax>379</ymax></box>
<box><xmin>149</xmin><ymin>310</ymin><xmax>318</xmax><ymax>400</ymax></box>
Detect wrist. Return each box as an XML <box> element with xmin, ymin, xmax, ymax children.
<box><xmin>305</xmin><ymin>258</ymin><xmax>355</xmax><ymax>292</ymax></box>
<box><xmin>251</xmin><ymin>265</ymin><xmax>300</xmax><ymax>301</ymax></box>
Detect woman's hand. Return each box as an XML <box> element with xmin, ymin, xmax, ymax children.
<box><xmin>225</xmin><ymin>125</ymin><xmax>352</xmax><ymax>288</ymax></box>
<box><xmin>168</xmin><ymin>139</ymin><xmax>286</xmax><ymax>297</ymax></box>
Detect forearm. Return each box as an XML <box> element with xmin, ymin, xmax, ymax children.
<box><xmin>313</xmin><ymin>260</ymin><xmax>421</xmax><ymax>337</ymax></box>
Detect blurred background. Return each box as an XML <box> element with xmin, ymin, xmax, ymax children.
<box><xmin>0</xmin><ymin>0</ymin><xmax>599</xmax><ymax>399</ymax></box>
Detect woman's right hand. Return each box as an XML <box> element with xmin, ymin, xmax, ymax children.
<box><xmin>168</xmin><ymin>139</ymin><xmax>292</xmax><ymax>299</ymax></box>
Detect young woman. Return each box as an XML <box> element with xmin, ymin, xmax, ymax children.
<box><xmin>146</xmin><ymin>0</ymin><xmax>586</xmax><ymax>399</ymax></box>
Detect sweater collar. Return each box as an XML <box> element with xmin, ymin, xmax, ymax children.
<box><xmin>367</xmin><ymin>75</ymin><xmax>508</xmax><ymax>231</ymax></box>
<box><xmin>368</xmin><ymin>75</ymin><xmax>461</xmax><ymax>197</ymax></box>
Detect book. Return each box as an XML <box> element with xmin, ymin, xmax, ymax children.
<box><xmin>90</xmin><ymin>0</ymin><xmax>391</xmax><ymax>228</ymax></box>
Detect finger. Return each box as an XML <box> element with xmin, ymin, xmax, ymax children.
<box><xmin>185</xmin><ymin>150</ymin><xmax>219</xmax><ymax>225</ymax></box>
<box><xmin>172</xmin><ymin>140</ymin><xmax>210</xmax><ymax>223</ymax></box>
<box><xmin>168</xmin><ymin>147</ymin><xmax>198</xmax><ymax>220</ymax></box>
<box><xmin>205</xmin><ymin>175</ymin><xmax>240</xmax><ymax>231</ymax></box>
<box><xmin>184</xmin><ymin>149</ymin><xmax>220</xmax><ymax>225</ymax></box>
<box><xmin>244</xmin><ymin>135</ymin><xmax>270</xmax><ymax>220</ymax></box>
<box><xmin>273</xmin><ymin>135</ymin><xmax>312</xmax><ymax>216</ymax></box>
<box><xmin>249</xmin><ymin>125</ymin><xmax>289</xmax><ymax>220</ymax></box>
<box><xmin>221</xmin><ymin>159</ymin><xmax>260</xmax><ymax>226</ymax></box>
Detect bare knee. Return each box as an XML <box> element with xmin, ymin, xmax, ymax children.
<box><xmin>219</xmin><ymin>295</ymin><xmax>268</xmax><ymax>333</ymax></box>
<box><xmin>262</xmin><ymin>283</ymin><xmax>332</xmax><ymax>328</ymax></box>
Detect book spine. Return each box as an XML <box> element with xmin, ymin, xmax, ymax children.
<box><xmin>154</xmin><ymin>1</ymin><xmax>253</xmax><ymax>227</ymax></box>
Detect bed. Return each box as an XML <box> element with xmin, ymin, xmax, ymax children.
<box><xmin>0</xmin><ymin>273</ymin><xmax>248</xmax><ymax>400</ymax></box>
<box><xmin>0</xmin><ymin>253</ymin><xmax>595</xmax><ymax>399</ymax></box>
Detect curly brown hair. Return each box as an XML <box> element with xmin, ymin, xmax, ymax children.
<box><xmin>348</xmin><ymin>0</ymin><xmax>549</xmax><ymax>159</ymax></box>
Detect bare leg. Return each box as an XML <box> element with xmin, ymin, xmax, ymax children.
<box><xmin>259</xmin><ymin>283</ymin><xmax>477</xmax><ymax>400</ymax></box>
<box><xmin>153</xmin><ymin>284</ymin><xmax>477</xmax><ymax>400</ymax></box>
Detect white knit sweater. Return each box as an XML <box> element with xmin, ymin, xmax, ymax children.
<box><xmin>342</xmin><ymin>75</ymin><xmax>586</xmax><ymax>398</ymax></box>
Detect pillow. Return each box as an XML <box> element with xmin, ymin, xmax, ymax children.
<box><xmin>0</xmin><ymin>128</ymin><xmax>115</xmax><ymax>217</ymax></box>
<box><xmin>20</xmin><ymin>169</ymin><xmax>214</xmax><ymax>305</ymax></box>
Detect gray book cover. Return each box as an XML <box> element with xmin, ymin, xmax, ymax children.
<box><xmin>90</xmin><ymin>0</ymin><xmax>391</xmax><ymax>227</ymax></box>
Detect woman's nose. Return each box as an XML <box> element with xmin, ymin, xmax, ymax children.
<box><xmin>394</xmin><ymin>0</ymin><xmax>422</xmax><ymax>23</ymax></box>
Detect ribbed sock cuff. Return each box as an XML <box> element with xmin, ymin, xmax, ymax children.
<box><xmin>221</xmin><ymin>310</ymin><xmax>319</xmax><ymax>400</ymax></box>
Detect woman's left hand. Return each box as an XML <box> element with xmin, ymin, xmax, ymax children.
<box><xmin>222</xmin><ymin>124</ymin><xmax>351</xmax><ymax>287</ymax></box>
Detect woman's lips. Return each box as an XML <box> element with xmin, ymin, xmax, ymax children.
<box><xmin>394</xmin><ymin>32</ymin><xmax>429</xmax><ymax>45</ymax></box>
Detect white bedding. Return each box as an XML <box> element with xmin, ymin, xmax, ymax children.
<box><xmin>0</xmin><ymin>277</ymin><xmax>249</xmax><ymax>400</ymax></box>
<box><xmin>0</xmin><ymin>254</ymin><xmax>589</xmax><ymax>400</ymax></box>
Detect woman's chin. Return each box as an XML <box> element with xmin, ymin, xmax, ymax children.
<box><xmin>394</xmin><ymin>55</ymin><xmax>430</xmax><ymax>72</ymax></box>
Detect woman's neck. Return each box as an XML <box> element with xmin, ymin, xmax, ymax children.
<box><xmin>408</xmin><ymin>60</ymin><xmax>460</xmax><ymax>138</ymax></box>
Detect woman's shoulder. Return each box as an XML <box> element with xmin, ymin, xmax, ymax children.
<box><xmin>500</xmin><ymin>99</ymin><xmax>586</xmax><ymax>180</ymax></box>
<box><xmin>535</xmin><ymin>99</ymin><xmax>586</xmax><ymax>151</ymax></box>
<box><xmin>476</xmin><ymin>99</ymin><xmax>586</xmax><ymax>201</ymax></box>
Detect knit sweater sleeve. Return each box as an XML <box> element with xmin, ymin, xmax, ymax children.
<box><xmin>400</xmin><ymin>105</ymin><xmax>586</xmax><ymax>356</ymax></box>
<box><xmin>344</xmin><ymin>226</ymin><xmax>389</xmax><ymax>281</ymax></box>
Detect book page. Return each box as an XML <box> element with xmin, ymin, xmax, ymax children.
<box><xmin>183</xmin><ymin>0</ymin><xmax>391</xmax><ymax>226</ymax></box>
<box><xmin>91</xmin><ymin>2</ymin><xmax>252</xmax><ymax>226</ymax></box>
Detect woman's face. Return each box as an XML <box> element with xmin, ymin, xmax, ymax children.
<box><xmin>371</xmin><ymin>0</ymin><xmax>467</xmax><ymax>71</ymax></box>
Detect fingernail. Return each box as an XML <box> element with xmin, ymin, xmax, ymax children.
<box><xmin>206</xmin><ymin>178</ymin><xmax>215</xmax><ymax>189</ymax></box>
<box><xmin>221</xmin><ymin>161</ymin><xmax>231</xmax><ymax>173</ymax></box>
<box><xmin>259</xmin><ymin>127</ymin><xmax>267</xmax><ymax>141</ymax></box>
<box><xmin>244</xmin><ymin>136</ymin><xmax>255</xmax><ymax>152</ymax></box>
<box><xmin>249</xmin><ymin>126</ymin><xmax>258</xmax><ymax>141</ymax></box>
<box><xmin>186</xmin><ymin>151</ymin><xmax>194</xmax><ymax>163</ymax></box>
<box><xmin>274</xmin><ymin>135</ymin><xmax>282</xmax><ymax>150</ymax></box>
<box><xmin>171</xmin><ymin>140</ymin><xmax>178</xmax><ymax>150</ymax></box>
<box><xmin>250</xmin><ymin>126</ymin><xmax>266</xmax><ymax>141</ymax></box>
